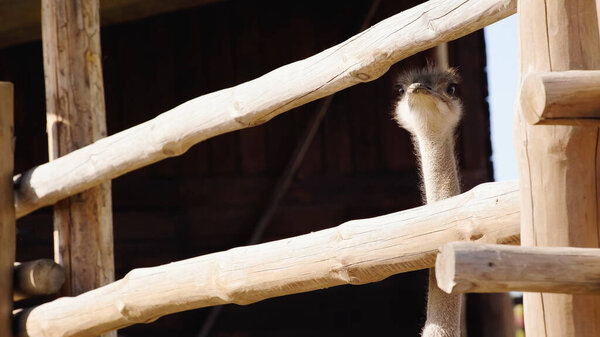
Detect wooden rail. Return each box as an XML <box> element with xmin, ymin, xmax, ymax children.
<box><xmin>436</xmin><ymin>242</ymin><xmax>600</xmax><ymax>294</ymax></box>
<box><xmin>13</xmin><ymin>260</ymin><xmax>65</xmax><ymax>302</ymax></box>
<box><xmin>13</xmin><ymin>0</ymin><xmax>517</xmax><ymax>219</ymax></box>
<box><xmin>520</xmin><ymin>71</ymin><xmax>600</xmax><ymax>125</ymax></box>
<box><xmin>18</xmin><ymin>181</ymin><xmax>520</xmax><ymax>337</ymax></box>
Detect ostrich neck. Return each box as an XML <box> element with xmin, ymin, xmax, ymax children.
<box><xmin>413</xmin><ymin>132</ymin><xmax>463</xmax><ymax>337</ymax></box>
<box><xmin>414</xmin><ymin>135</ymin><xmax>460</xmax><ymax>203</ymax></box>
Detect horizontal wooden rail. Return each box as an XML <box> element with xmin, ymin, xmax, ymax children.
<box><xmin>17</xmin><ymin>181</ymin><xmax>520</xmax><ymax>337</ymax></box>
<box><xmin>13</xmin><ymin>0</ymin><xmax>516</xmax><ymax>218</ymax></box>
<box><xmin>520</xmin><ymin>71</ymin><xmax>600</xmax><ymax>125</ymax></box>
<box><xmin>13</xmin><ymin>260</ymin><xmax>65</xmax><ymax>302</ymax></box>
<box><xmin>436</xmin><ymin>242</ymin><xmax>600</xmax><ymax>294</ymax></box>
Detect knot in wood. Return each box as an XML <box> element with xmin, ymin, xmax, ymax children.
<box><xmin>354</xmin><ymin>72</ymin><xmax>371</xmax><ymax>81</ymax></box>
<box><xmin>116</xmin><ymin>300</ymin><xmax>148</xmax><ymax>323</ymax></box>
<box><xmin>469</xmin><ymin>233</ymin><xmax>484</xmax><ymax>241</ymax></box>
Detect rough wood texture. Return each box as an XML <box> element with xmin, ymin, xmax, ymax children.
<box><xmin>13</xmin><ymin>0</ymin><xmax>516</xmax><ymax>218</ymax></box>
<box><xmin>17</xmin><ymin>181</ymin><xmax>520</xmax><ymax>337</ymax></box>
<box><xmin>514</xmin><ymin>0</ymin><xmax>600</xmax><ymax>335</ymax></box>
<box><xmin>520</xmin><ymin>71</ymin><xmax>600</xmax><ymax>125</ymax></box>
<box><xmin>13</xmin><ymin>260</ymin><xmax>65</xmax><ymax>301</ymax></box>
<box><xmin>41</xmin><ymin>2</ymin><xmax>115</xmax><ymax>336</ymax></box>
<box><xmin>0</xmin><ymin>0</ymin><xmax>225</xmax><ymax>49</ymax></box>
<box><xmin>437</xmin><ymin>242</ymin><xmax>600</xmax><ymax>294</ymax></box>
<box><xmin>0</xmin><ymin>82</ymin><xmax>14</xmax><ymax>337</ymax></box>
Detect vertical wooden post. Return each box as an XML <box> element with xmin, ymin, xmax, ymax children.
<box><xmin>515</xmin><ymin>0</ymin><xmax>600</xmax><ymax>336</ymax></box>
<box><xmin>41</xmin><ymin>1</ymin><xmax>115</xmax><ymax>336</ymax></box>
<box><xmin>432</xmin><ymin>43</ymin><xmax>450</xmax><ymax>69</ymax></box>
<box><xmin>0</xmin><ymin>82</ymin><xmax>14</xmax><ymax>337</ymax></box>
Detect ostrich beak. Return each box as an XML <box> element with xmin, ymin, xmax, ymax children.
<box><xmin>407</xmin><ymin>83</ymin><xmax>433</xmax><ymax>94</ymax></box>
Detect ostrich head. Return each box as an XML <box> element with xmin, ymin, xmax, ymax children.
<box><xmin>393</xmin><ymin>66</ymin><xmax>463</xmax><ymax>139</ymax></box>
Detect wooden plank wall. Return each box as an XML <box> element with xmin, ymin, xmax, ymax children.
<box><xmin>1</xmin><ymin>0</ymin><xmax>493</xmax><ymax>335</ymax></box>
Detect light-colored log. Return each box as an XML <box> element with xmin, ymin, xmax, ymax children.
<box><xmin>0</xmin><ymin>82</ymin><xmax>15</xmax><ymax>337</ymax></box>
<box><xmin>520</xmin><ymin>71</ymin><xmax>600</xmax><ymax>125</ymax></box>
<box><xmin>0</xmin><ymin>0</ymin><xmax>225</xmax><ymax>49</ymax></box>
<box><xmin>13</xmin><ymin>260</ymin><xmax>65</xmax><ymax>302</ymax></box>
<box><xmin>13</xmin><ymin>0</ymin><xmax>517</xmax><ymax>219</ymax></box>
<box><xmin>514</xmin><ymin>0</ymin><xmax>600</xmax><ymax>336</ymax></box>
<box><xmin>436</xmin><ymin>242</ymin><xmax>600</xmax><ymax>294</ymax></box>
<box><xmin>17</xmin><ymin>181</ymin><xmax>520</xmax><ymax>337</ymax></box>
<box><xmin>41</xmin><ymin>1</ymin><xmax>115</xmax><ymax>336</ymax></box>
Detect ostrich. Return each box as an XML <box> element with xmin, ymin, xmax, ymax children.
<box><xmin>393</xmin><ymin>66</ymin><xmax>463</xmax><ymax>337</ymax></box>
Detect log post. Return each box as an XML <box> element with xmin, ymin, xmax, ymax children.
<box><xmin>0</xmin><ymin>82</ymin><xmax>15</xmax><ymax>337</ymax></box>
<box><xmin>41</xmin><ymin>1</ymin><xmax>115</xmax><ymax>336</ymax></box>
<box><xmin>514</xmin><ymin>0</ymin><xmax>600</xmax><ymax>335</ymax></box>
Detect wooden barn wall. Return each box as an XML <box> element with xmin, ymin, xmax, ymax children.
<box><xmin>1</xmin><ymin>0</ymin><xmax>493</xmax><ymax>336</ymax></box>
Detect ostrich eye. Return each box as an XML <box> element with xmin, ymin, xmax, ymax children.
<box><xmin>446</xmin><ymin>83</ymin><xmax>457</xmax><ymax>96</ymax></box>
<box><xmin>397</xmin><ymin>86</ymin><xmax>405</xmax><ymax>96</ymax></box>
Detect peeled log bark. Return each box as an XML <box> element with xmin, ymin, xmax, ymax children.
<box><xmin>18</xmin><ymin>181</ymin><xmax>520</xmax><ymax>337</ymax></box>
<box><xmin>436</xmin><ymin>242</ymin><xmax>600</xmax><ymax>294</ymax></box>
<box><xmin>41</xmin><ymin>0</ymin><xmax>115</xmax><ymax>299</ymax></box>
<box><xmin>13</xmin><ymin>260</ymin><xmax>65</xmax><ymax>302</ymax></box>
<box><xmin>14</xmin><ymin>0</ymin><xmax>517</xmax><ymax>218</ymax></box>
<box><xmin>41</xmin><ymin>3</ymin><xmax>115</xmax><ymax>336</ymax></box>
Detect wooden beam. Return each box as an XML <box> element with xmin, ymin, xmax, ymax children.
<box><xmin>13</xmin><ymin>0</ymin><xmax>517</xmax><ymax>218</ymax></box>
<box><xmin>436</xmin><ymin>242</ymin><xmax>600</xmax><ymax>294</ymax></box>
<box><xmin>0</xmin><ymin>0</ymin><xmax>225</xmax><ymax>49</ymax></box>
<box><xmin>0</xmin><ymin>82</ymin><xmax>14</xmax><ymax>337</ymax></box>
<box><xmin>16</xmin><ymin>180</ymin><xmax>520</xmax><ymax>337</ymax></box>
<box><xmin>41</xmin><ymin>1</ymin><xmax>115</xmax><ymax>336</ymax></box>
<box><xmin>520</xmin><ymin>71</ymin><xmax>600</xmax><ymax>125</ymax></box>
<box><xmin>13</xmin><ymin>260</ymin><xmax>65</xmax><ymax>302</ymax></box>
<box><xmin>514</xmin><ymin>0</ymin><xmax>600</xmax><ymax>335</ymax></box>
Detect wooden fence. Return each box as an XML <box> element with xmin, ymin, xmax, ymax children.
<box><xmin>4</xmin><ymin>0</ymin><xmax>600</xmax><ymax>336</ymax></box>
